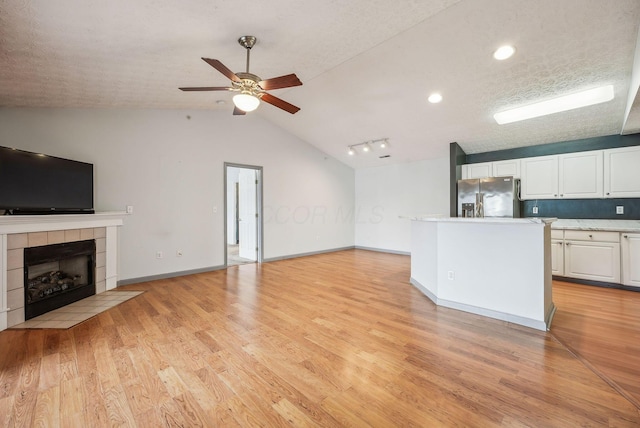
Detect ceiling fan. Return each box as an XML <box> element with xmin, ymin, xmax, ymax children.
<box><xmin>180</xmin><ymin>36</ymin><xmax>302</xmax><ymax>115</ymax></box>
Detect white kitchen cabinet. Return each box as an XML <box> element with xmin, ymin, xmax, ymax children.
<box><xmin>550</xmin><ymin>229</ymin><xmax>564</xmax><ymax>276</ymax></box>
<box><xmin>462</xmin><ymin>159</ymin><xmax>520</xmax><ymax>179</ymax></box>
<box><xmin>564</xmin><ymin>230</ymin><xmax>620</xmax><ymax>283</ymax></box>
<box><xmin>462</xmin><ymin>162</ymin><xmax>492</xmax><ymax>179</ymax></box>
<box><xmin>604</xmin><ymin>146</ymin><xmax>640</xmax><ymax>198</ymax></box>
<box><xmin>520</xmin><ymin>155</ymin><xmax>558</xmax><ymax>200</ymax></box>
<box><xmin>492</xmin><ymin>159</ymin><xmax>521</xmax><ymax>179</ymax></box>
<box><xmin>558</xmin><ymin>150</ymin><xmax>603</xmax><ymax>198</ymax></box>
<box><xmin>621</xmin><ymin>233</ymin><xmax>640</xmax><ymax>287</ymax></box>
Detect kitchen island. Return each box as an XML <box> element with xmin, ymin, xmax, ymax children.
<box><xmin>410</xmin><ymin>217</ymin><xmax>556</xmax><ymax>331</ymax></box>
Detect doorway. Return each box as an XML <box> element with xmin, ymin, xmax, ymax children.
<box><xmin>225</xmin><ymin>163</ymin><xmax>263</xmax><ymax>266</ymax></box>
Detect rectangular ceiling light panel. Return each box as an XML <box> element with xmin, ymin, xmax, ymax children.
<box><xmin>494</xmin><ymin>85</ymin><xmax>614</xmax><ymax>125</ymax></box>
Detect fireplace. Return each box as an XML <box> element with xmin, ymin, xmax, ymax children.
<box><xmin>24</xmin><ymin>240</ymin><xmax>96</xmax><ymax>320</ymax></box>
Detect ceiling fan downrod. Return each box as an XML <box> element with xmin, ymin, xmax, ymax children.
<box><xmin>238</xmin><ymin>36</ymin><xmax>256</xmax><ymax>73</ymax></box>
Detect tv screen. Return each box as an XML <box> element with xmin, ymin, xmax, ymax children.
<box><xmin>0</xmin><ymin>146</ymin><xmax>94</xmax><ymax>214</ymax></box>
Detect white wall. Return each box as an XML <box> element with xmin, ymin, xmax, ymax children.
<box><xmin>0</xmin><ymin>107</ymin><xmax>355</xmax><ymax>281</ymax></box>
<box><xmin>355</xmin><ymin>157</ymin><xmax>450</xmax><ymax>253</ymax></box>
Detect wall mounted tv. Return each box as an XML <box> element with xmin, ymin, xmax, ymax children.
<box><xmin>0</xmin><ymin>146</ymin><xmax>94</xmax><ymax>215</ymax></box>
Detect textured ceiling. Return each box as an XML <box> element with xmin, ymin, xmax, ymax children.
<box><xmin>1</xmin><ymin>0</ymin><xmax>640</xmax><ymax>169</ymax></box>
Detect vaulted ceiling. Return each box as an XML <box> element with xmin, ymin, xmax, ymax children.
<box><xmin>1</xmin><ymin>0</ymin><xmax>639</xmax><ymax>168</ymax></box>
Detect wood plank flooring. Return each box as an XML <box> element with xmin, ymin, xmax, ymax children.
<box><xmin>550</xmin><ymin>280</ymin><xmax>640</xmax><ymax>409</ymax></box>
<box><xmin>1</xmin><ymin>249</ymin><xmax>639</xmax><ymax>426</ymax></box>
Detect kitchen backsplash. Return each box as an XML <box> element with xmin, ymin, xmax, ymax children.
<box><xmin>522</xmin><ymin>198</ymin><xmax>640</xmax><ymax>220</ymax></box>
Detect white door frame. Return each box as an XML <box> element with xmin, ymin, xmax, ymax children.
<box><xmin>224</xmin><ymin>162</ymin><xmax>263</xmax><ymax>266</ymax></box>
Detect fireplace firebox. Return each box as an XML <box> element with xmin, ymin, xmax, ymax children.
<box><xmin>24</xmin><ymin>240</ymin><xmax>96</xmax><ymax>320</ymax></box>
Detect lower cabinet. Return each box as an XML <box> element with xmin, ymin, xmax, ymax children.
<box><xmin>622</xmin><ymin>233</ymin><xmax>640</xmax><ymax>287</ymax></box>
<box><xmin>563</xmin><ymin>230</ymin><xmax>620</xmax><ymax>283</ymax></box>
<box><xmin>550</xmin><ymin>229</ymin><xmax>564</xmax><ymax>276</ymax></box>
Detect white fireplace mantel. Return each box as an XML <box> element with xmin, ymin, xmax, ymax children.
<box><xmin>0</xmin><ymin>212</ymin><xmax>126</xmax><ymax>331</ymax></box>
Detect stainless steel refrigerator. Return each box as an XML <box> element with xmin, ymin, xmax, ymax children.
<box><xmin>457</xmin><ymin>176</ymin><xmax>521</xmax><ymax>218</ymax></box>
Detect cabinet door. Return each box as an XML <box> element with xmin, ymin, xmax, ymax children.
<box><xmin>564</xmin><ymin>240</ymin><xmax>620</xmax><ymax>283</ymax></box>
<box><xmin>558</xmin><ymin>150</ymin><xmax>603</xmax><ymax>198</ymax></box>
<box><xmin>463</xmin><ymin>162</ymin><xmax>492</xmax><ymax>179</ymax></box>
<box><xmin>604</xmin><ymin>146</ymin><xmax>640</xmax><ymax>198</ymax></box>
<box><xmin>621</xmin><ymin>233</ymin><xmax>640</xmax><ymax>287</ymax></box>
<box><xmin>551</xmin><ymin>239</ymin><xmax>564</xmax><ymax>276</ymax></box>
<box><xmin>492</xmin><ymin>159</ymin><xmax>521</xmax><ymax>178</ymax></box>
<box><xmin>520</xmin><ymin>155</ymin><xmax>558</xmax><ymax>200</ymax></box>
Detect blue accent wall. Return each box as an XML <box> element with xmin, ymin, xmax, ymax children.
<box><xmin>522</xmin><ymin>198</ymin><xmax>640</xmax><ymax>219</ymax></box>
<box><xmin>463</xmin><ymin>134</ymin><xmax>640</xmax><ymax>220</ymax></box>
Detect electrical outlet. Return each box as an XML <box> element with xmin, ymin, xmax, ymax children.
<box><xmin>126</xmin><ymin>205</ymin><xmax>133</xmax><ymax>214</ymax></box>
<box><xmin>156</xmin><ymin>251</ymin><xmax>163</xmax><ymax>259</ymax></box>
<box><xmin>447</xmin><ymin>271</ymin><xmax>455</xmax><ymax>280</ymax></box>
<box><xmin>176</xmin><ymin>250</ymin><xmax>183</xmax><ymax>257</ymax></box>
<box><xmin>616</xmin><ymin>206</ymin><xmax>624</xmax><ymax>215</ymax></box>
<box><xmin>213</xmin><ymin>206</ymin><xmax>217</xmax><ymax>214</ymax></box>
<box><xmin>532</xmin><ymin>206</ymin><xmax>539</xmax><ymax>214</ymax></box>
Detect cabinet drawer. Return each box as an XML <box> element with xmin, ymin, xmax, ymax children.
<box><xmin>564</xmin><ymin>230</ymin><xmax>619</xmax><ymax>243</ymax></box>
<box><xmin>551</xmin><ymin>229</ymin><xmax>564</xmax><ymax>240</ymax></box>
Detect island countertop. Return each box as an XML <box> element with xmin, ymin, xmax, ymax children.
<box><xmin>550</xmin><ymin>219</ymin><xmax>640</xmax><ymax>233</ymax></box>
<box><xmin>409</xmin><ymin>216</ymin><xmax>556</xmax><ymax>225</ymax></box>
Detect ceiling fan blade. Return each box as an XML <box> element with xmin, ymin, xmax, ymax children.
<box><xmin>261</xmin><ymin>93</ymin><xmax>300</xmax><ymax>114</ymax></box>
<box><xmin>179</xmin><ymin>86</ymin><xmax>234</xmax><ymax>91</ymax></box>
<box><xmin>233</xmin><ymin>107</ymin><xmax>246</xmax><ymax>116</ymax></box>
<box><xmin>201</xmin><ymin>58</ymin><xmax>242</xmax><ymax>83</ymax></box>
<box><xmin>258</xmin><ymin>74</ymin><xmax>302</xmax><ymax>91</ymax></box>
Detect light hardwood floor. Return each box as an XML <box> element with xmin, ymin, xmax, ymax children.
<box><xmin>0</xmin><ymin>249</ymin><xmax>638</xmax><ymax>426</ymax></box>
<box><xmin>550</xmin><ymin>280</ymin><xmax>640</xmax><ymax>409</ymax></box>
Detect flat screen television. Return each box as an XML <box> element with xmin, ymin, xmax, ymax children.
<box><xmin>0</xmin><ymin>146</ymin><xmax>94</xmax><ymax>215</ymax></box>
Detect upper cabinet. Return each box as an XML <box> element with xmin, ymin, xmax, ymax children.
<box><xmin>604</xmin><ymin>146</ymin><xmax>640</xmax><ymax>198</ymax></box>
<box><xmin>520</xmin><ymin>151</ymin><xmax>603</xmax><ymax>200</ymax></box>
<box><xmin>461</xmin><ymin>162</ymin><xmax>492</xmax><ymax>179</ymax></box>
<box><xmin>492</xmin><ymin>159</ymin><xmax>521</xmax><ymax>179</ymax></box>
<box><xmin>520</xmin><ymin>155</ymin><xmax>558</xmax><ymax>199</ymax></box>
<box><xmin>558</xmin><ymin>150</ymin><xmax>603</xmax><ymax>199</ymax></box>
<box><xmin>463</xmin><ymin>145</ymin><xmax>640</xmax><ymax>200</ymax></box>
<box><xmin>461</xmin><ymin>159</ymin><xmax>520</xmax><ymax>180</ymax></box>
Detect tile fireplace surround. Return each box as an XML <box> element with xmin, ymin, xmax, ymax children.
<box><xmin>0</xmin><ymin>212</ymin><xmax>125</xmax><ymax>331</ymax></box>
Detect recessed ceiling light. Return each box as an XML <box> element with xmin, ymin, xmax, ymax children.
<box><xmin>428</xmin><ymin>93</ymin><xmax>443</xmax><ymax>103</ymax></box>
<box><xmin>493</xmin><ymin>45</ymin><xmax>516</xmax><ymax>60</ymax></box>
<box><xmin>494</xmin><ymin>85</ymin><xmax>615</xmax><ymax>125</ymax></box>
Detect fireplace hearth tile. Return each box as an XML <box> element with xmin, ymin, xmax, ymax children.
<box><xmin>7</xmin><ymin>248</ymin><xmax>22</xmax><ymax>270</ymax></box>
<box><xmin>10</xmin><ymin>290</ymin><xmax>144</xmax><ymax>330</ymax></box>
<box><xmin>7</xmin><ymin>268</ymin><xmax>23</xmax><ymax>291</ymax></box>
<box><xmin>80</xmin><ymin>228</ymin><xmax>95</xmax><ymax>240</ymax></box>
<box><xmin>28</xmin><ymin>232</ymin><xmax>48</xmax><ymax>247</ymax></box>
<box><xmin>48</xmin><ymin>230</ymin><xmax>65</xmax><ymax>244</ymax></box>
<box><xmin>7</xmin><ymin>233</ymin><xmax>27</xmax><ymax>249</ymax></box>
<box><xmin>64</xmin><ymin>229</ymin><xmax>80</xmax><ymax>242</ymax></box>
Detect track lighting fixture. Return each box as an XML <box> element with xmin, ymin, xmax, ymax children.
<box><xmin>346</xmin><ymin>138</ymin><xmax>389</xmax><ymax>155</ymax></box>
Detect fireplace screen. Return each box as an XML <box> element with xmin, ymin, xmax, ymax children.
<box><xmin>24</xmin><ymin>240</ymin><xmax>96</xmax><ymax>320</ymax></box>
<box><xmin>27</xmin><ymin>257</ymin><xmax>90</xmax><ymax>304</ymax></box>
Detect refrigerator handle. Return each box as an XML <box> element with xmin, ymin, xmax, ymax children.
<box><xmin>475</xmin><ymin>193</ymin><xmax>484</xmax><ymax>218</ymax></box>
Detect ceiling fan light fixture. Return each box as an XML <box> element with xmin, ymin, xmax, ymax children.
<box><xmin>494</xmin><ymin>84</ymin><xmax>615</xmax><ymax>125</ymax></box>
<box><xmin>428</xmin><ymin>93</ymin><xmax>443</xmax><ymax>103</ymax></box>
<box><xmin>493</xmin><ymin>45</ymin><xmax>516</xmax><ymax>60</ymax></box>
<box><xmin>233</xmin><ymin>92</ymin><xmax>260</xmax><ymax>112</ymax></box>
